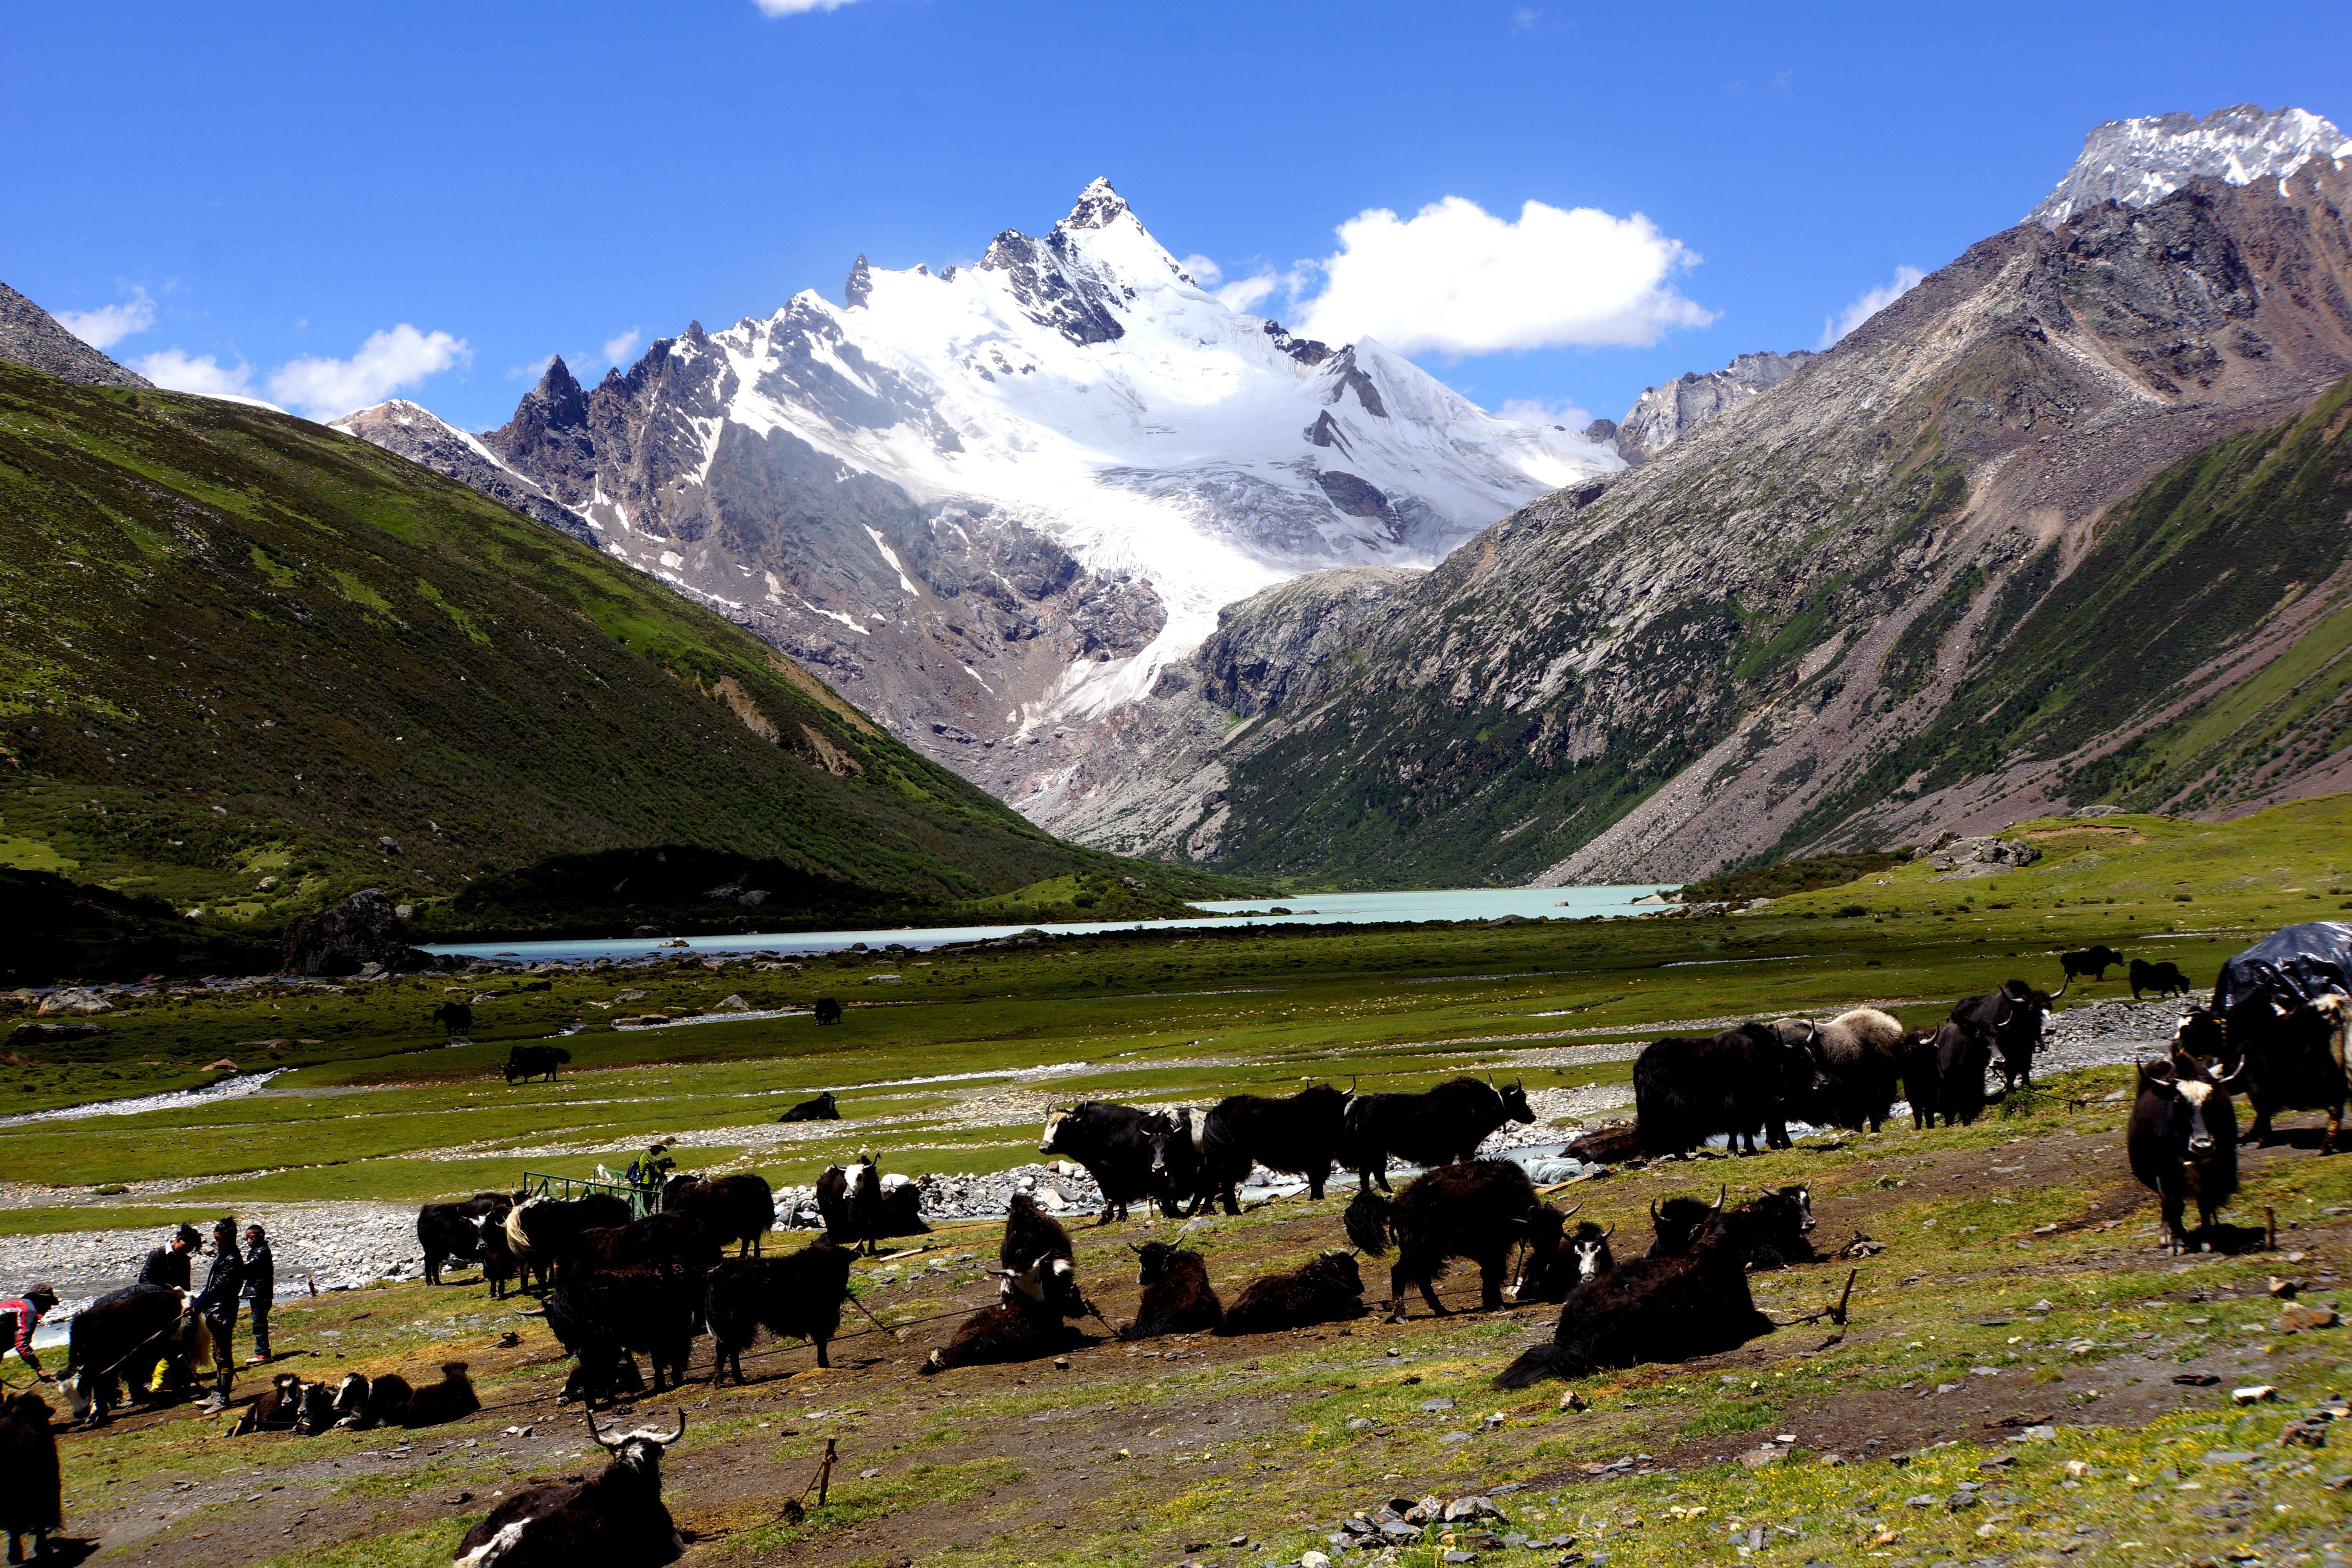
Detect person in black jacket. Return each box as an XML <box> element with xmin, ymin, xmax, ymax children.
<box><xmin>193</xmin><ymin>1216</ymin><xmax>243</xmax><ymax>1410</ymax></box>
<box><xmin>137</xmin><ymin>1224</ymin><xmax>201</xmax><ymax>1290</ymax></box>
<box><xmin>239</xmin><ymin>1224</ymin><xmax>275</xmax><ymax>1364</ymax></box>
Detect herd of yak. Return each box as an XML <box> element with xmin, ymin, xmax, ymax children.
<box><xmin>2</xmin><ymin>931</ymin><xmax>2343</xmax><ymax>1567</ymax></box>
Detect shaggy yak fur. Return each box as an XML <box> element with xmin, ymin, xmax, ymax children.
<box><xmin>1771</xmin><ymin>1008</ymin><xmax>1907</xmax><ymax>1132</ymax></box>
<box><xmin>1214</xmin><ymin>1252</ymin><xmax>1367</xmax><ymax>1336</ymax></box>
<box><xmin>1343</xmin><ymin>1158</ymin><xmax>1541</xmax><ymax>1318</ymax></box>
<box><xmin>1189</xmin><ymin>1084</ymin><xmax>1352</xmax><ymax>1214</ymax></box>
<box><xmin>1118</xmin><ymin>1243</ymin><xmax>1222</xmax><ymax>1340</ymax></box>
<box><xmin>777</xmin><ymin>1091</ymin><xmax>841</xmax><ymax>1123</ymax></box>
<box><xmin>920</xmin><ymin>1300</ymin><xmax>1087</xmax><ymax>1374</ymax></box>
<box><xmin>1339</xmin><ymin>1078</ymin><xmax>1535</xmax><ymax>1194</ymax></box>
<box><xmin>0</xmin><ymin>1392</ymin><xmax>60</xmax><ymax>1564</ymax></box>
<box><xmin>330</xmin><ymin>1371</ymin><xmax>414</xmax><ymax>1430</ymax></box>
<box><xmin>1632</xmin><ymin>1024</ymin><xmax>1806</xmax><ymax>1158</ymax></box>
<box><xmin>1493</xmin><ymin>1207</ymin><xmax>1777</xmax><ymax>1387</ymax></box>
<box><xmin>453</xmin><ymin>1410</ymin><xmax>685</xmax><ymax>1568</ymax></box>
<box><xmin>2127</xmin><ymin>1048</ymin><xmax>2242</xmax><ymax>1255</ymax></box>
<box><xmin>703</xmin><ymin>1236</ymin><xmax>856</xmax><ymax>1384</ymax></box>
<box><xmin>659</xmin><ymin>1173</ymin><xmax>777</xmax><ymax>1256</ymax></box>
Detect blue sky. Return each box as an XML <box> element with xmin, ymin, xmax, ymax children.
<box><xmin>7</xmin><ymin>2</ymin><xmax>2345</xmax><ymax>431</ymax></box>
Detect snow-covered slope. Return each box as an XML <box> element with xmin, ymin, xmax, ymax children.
<box><xmin>333</xmin><ymin>180</ymin><xmax>1617</xmax><ymax>814</ymax></box>
<box><xmin>2030</xmin><ymin>104</ymin><xmax>2351</xmax><ymax>229</ymax></box>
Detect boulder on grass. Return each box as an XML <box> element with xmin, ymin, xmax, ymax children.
<box><xmin>281</xmin><ymin>889</ymin><xmax>433</xmax><ymax>977</ymax></box>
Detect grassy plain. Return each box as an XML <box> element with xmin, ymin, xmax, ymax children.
<box><xmin>7</xmin><ymin>793</ymin><xmax>2352</xmax><ymax>1566</ymax></box>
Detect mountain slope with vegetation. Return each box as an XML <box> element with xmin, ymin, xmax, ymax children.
<box><xmin>1154</xmin><ymin>159</ymin><xmax>2352</xmax><ymax>887</ymax></box>
<box><xmin>0</xmin><ymin>363</ymin><xmax>1243</xmax><ymax>953</ymax></box>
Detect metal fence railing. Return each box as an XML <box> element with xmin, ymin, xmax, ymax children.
<box><xmin>522</xmin><ymin>1169</ymin><xmax>663</xmax><ymax>1220</ymax></box>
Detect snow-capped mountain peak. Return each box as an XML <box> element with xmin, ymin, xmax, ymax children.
<box><xmin>2029</xmin><ymin>104</ymin><xmax>2351</xmax><ymax>229</ymax></box>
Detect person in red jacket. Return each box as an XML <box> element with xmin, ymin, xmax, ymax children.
<box><xmin>0</xmin><ymin>1285</ymin><xmax>59</xmax><ymax>1382</ymax></box>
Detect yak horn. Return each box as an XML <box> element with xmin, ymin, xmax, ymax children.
<box><xmin>2049</xmin><ymin>972</ymin><xmax>2070</xmax><ymax>1000</ymax></box>
<box><xmin>1127</xmin><ymin>1243</ymin><xmax>1145</xmax><ymax>1255</ymax></box>
<box><xmin>1602</xmin><ymin>1223</ymin><xmax>1615</xmax><ymax>1239</ymax></box>
<box><xmin>586</xmin><ymin>1407</ymin><xmax>617</xmax><ymax>1451</ymax></box>
<box><xmin>1710</xmin><ymin>1185</ymin><xmax>1727</xmax><ymax>1214</ymax></box>
<box><xmin>1558</xmin><ymin>1201</ymin><xmax>1583</xmax><ymax>1219</ymax></box>
<box><xmin>2212</xmin><ymin>1058</ymin><xmax>2248</xmax><ymax>1086</ymax></box>
<box><xmin>1648</xmin><ymin>1198</ymin><xmax>1661</xmax><ymax>1223</ymax></box>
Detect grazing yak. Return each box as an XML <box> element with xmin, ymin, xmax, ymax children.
<box><xmin>777</xmin><ymin>1091</ymin><xmax>841</xmax><ymax>1123</ymax></box>
<box><xmin>2203</xmin><ymin>922</ymin><xmax>2352</xmax><ymax>1154</ymax></box>
<box><xmin>503</xmin><ymin>1045</ymin><xmax>570</xmax><ymax>1084</ymax></box>
<box><xmin>1949</xmin><ymin>976</ymin><xmax>2067</xmax><ymax>1094</ymax></box>
<box><xmin>1492</xmin><ymin>1203</ymin><xmax>1777</xmax><ymax>1387</ymax></box>
<box><xmin>0</xmin><ymin>1392</ymin><xmax>59</xmax><ymax>1564</ymax></box>
<box><xmin>453</xmin><ymin>1409</ymin><xmax>686</xmax><ymax>1568</ymax></box>
<box><xmin>1512</xmin><ymin>1206</ymin><xmax>1611</xmax><ymax>1305</ymax></box>
<box><xmin>1185</xmin><ymin>1084</ymin><xmax>1352</xmax><ymax>1214</ymax></box>
<box><xmin>1343</xmin><ymin>1158</ymin><xmax>1541</xmax><ymax>1318</ymax></box>
<box><xmin>2061</xmin><ymin>945</ymin><xmax>2128</xmax><ymax>984</ymax></box>
<box><xmin>1772</xmin><ymin>1008</ymin><xmax>1906</xmax><ymax>1132</ymax></box>
<box><xmin>1633</xmin><ymin>1024</ymin><xmax>1807</xmax><ymax>1158</ymax></box>
<box><xmin>2128</xmin><ymin>1049</ymin><xmax>2241</xmax><ymax>1254</ymax></box>
<box><xmin>812</xmin><ymin>998</ymin><xmax>843</xmax><ymax>1026</ymax></box>
<box><xmin>418</xmin><ymin>1191</ymin><xmax>515</xmax><ymax>1287</ymax></box>
<box><xmin>1215</xmin><ymin>1252</ymin><xmax>1367</xmax><ymax>1336</ymax></box>
<box><xmin>1340</xmin><ymin>1078</ymin><xmax>1536</xmax><ymax>1194</ymax></box>
<box><xmin>1118</xmin><ymin>1243</ymin><xmax>1221</xmax><ymax>1340</ymax></box>
<box><xmin>59</xmin><ymin>1283</ymin><xmax>209</xmax><ymax>1426</ymax></box>
<box><xmin>815</xmin><ymin>1157</ymin><xmax>931</xmax><ymax>1255</ymax></box>
<box><xmin>2130</xmin><ymin>959</ymin><xmax>2194</xmax><ymax>1000</ymax></box>
<box><xmin>704</xmin><ymin>1235</ymin><xmax>856</xmax><ymax>1383</ymax></box>
<box><xmin>661</xmin><ymin>1173</ymin><xmax>776</xmax><ymax>1256</ymax></box>
<box><xmin>432</xmin><ymin>1000</ymin><xmax>474</xmax><ymax>1036</ymax></box>
<box><xmin>1038</xmin><ymin>1102</ymin><xmax>1178</xmax><ymax>1223</ymax></box>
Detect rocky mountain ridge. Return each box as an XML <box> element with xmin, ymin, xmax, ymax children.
<box><xmin>0</xmin><ymin>280</ymin><xmax>151</xmax><ymax>390</ymax></box>
<box><xmin>1125</xmin><ymin>145</ymin><xmax>2352</xmax><ymax>885</ymax></box>
<box><xmin>2030</xmin><ymin>103</ymin><xmax>2351</xmax><ymax>229</ymax></box>
<box><xmin>1599</xmin><ymin>349</ymin><xmax>1815</xmax><ymax>464</ymax></box>
<box><xmin>339</xmin><ymin>180</ymin><xmax>1617</xmax><ymax>810</ymax></box>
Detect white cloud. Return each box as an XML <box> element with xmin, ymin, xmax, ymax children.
<box><xmin>1291</xmin><ymin>196</ymin><xmax>1715</xmax><ymax>357</ymax></box>
<box><xmin>264</xmin><ymin>324</ymin><xmax>470</xmax><ymax>421</ymax></box>
<box><xmin>753</xmin><ymin>0</ymin><xmax>862</xmax><ymax>13</ymax></box>
<box><xmin>602</xmin><ymin>328</ymin><xmax>641</xmax><ymax>366</ymax></box>
<box><xmin>134</xmin><ymin>348</ymin><xmax>255</xmax><ymax>398</ymax></box>
<box><xmin>1817</xmin><ymin>265</ymin><xmax>1925</xmax><ymax>348</ymax></box>
<box><xmin>1495</xmin><ymin>396</ymin><xmax>1597</xmax><ymax>431</ymax></box>
<box><xmin>1179</xmin><ymin>253</ymin><xmax>1222</xmax><ymax>287</ymax></box>
<box><xmin>1212</xmin><ymin>272</ymin><xmax>1281</xmax><ymax>314</ymax></box>
<box><xmin>56</xmin><ymin>287</ymin><xmax>156</xmax><ymax>350</ymax></box>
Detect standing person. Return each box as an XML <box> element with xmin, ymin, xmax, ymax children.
<box><xmin>0</xmin><ymin>1285</ymin><xmax>59</xmax><ymax>1383</ymax></box>
<box><xmin>193</xmin><ymin>1216</ymin><xmax>243</xmax><ymax>1412</ymax></box>
<box><xmin>240</xmin><ymin>1224</ymin><xmax>275</xmax><ymax>1365</ymax></box>
<box><xmin>138</xmin><ymin>1224</ymin><xmax>200</xmax><ymax>1290</ymax></box>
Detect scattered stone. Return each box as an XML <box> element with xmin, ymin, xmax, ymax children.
<box><xmin>35</xmin><ymin>988</ymin><xmax>111</xmax><ymax>1017</ymax></box>
<box><xmin>2174</xmin><ymin>1373</ymin><xmax>2221</xmax><ymax>1387</ymax></box>
<box><xmin>2278</xmin><ymin>1420</ymin><xmax>2328</xmax><ymax>1450</ymax></box>
<box><xmin>1419</xmin><ymin>1398</ymin><xmax>1454</xmax><ymax>1412</ymax></box>
<box><xmin>281</xmin><ymin>888</ymin><xmax>433</xmax><ymax>976</ymax></box>
<box><xmin>1740</xmin><ymin>1448</ymin><xmax>1782</xmax><ymax>1468</ymax></box>
<box><xmin>1558</xmin><ymin>1390</ymin><xmax>1587</xmax><ymax>1412</ymax></box>
<box><xmin>2278</xmin><ymin>1305</ymin><xmax>2338</xmax><ymax>1332</ymax></box>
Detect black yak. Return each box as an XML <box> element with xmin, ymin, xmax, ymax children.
<box><xmin>432</xmin><ymin>1000</ymin><xmax>474</xmax><ymax>1035</ymax></box>
<box><xmin>0</xmin><ymin>1392</ymin><xmax>59</xmax><ymax>1564</ymax></box>
<box><xmin>1896</xmin><ymin>1027</ymin><xmax>1942</xmax><ymax>1130</ymax></box>
<box><xmin>1512</xmin><ymin>1203</ymin><xmax>1611</xmax><ymax>1305</ymax></box>
<box><xmin>506</xmin><ymin>1192</ymin><xmax>632</xmax><ymax>1291</ymax></box>
<box><xmin>2127</xmin><ymin>1049</ymin><xmax>2241</xmax><ymax>1255</ymax></box>
<box><xmin>919</xmin><ymin>1300</ymin><xmax>1085</xmax><ymax>1374</ymax></box>
<box><xmin>398</xmin><ymin>1361</ymin><xmax>479</xmax><ymax>1427</ymax></box>
<box><xmin>815</xmin><ymin>1157</ymin><xmax>931</xmax><ymax>1255</ymax></box>
<box><xmin>59</xmin><ymin>1283</ymin><xmax>207</xmax><ymax>1426</ymax></box>
<box><xmin>813</xmin><ymin>997</ymin><xmax>842</xmax><ymax>1025</ymax></box>
<box><xmin>1493</xmin><ymin>1205</ymin><xmax>1776</xmax><ymax>1387</ymax></box>
<box><xmin>2060</xmin><ymin>946</ymin><xmax>2127</xmax><ymax>984</ymax></box>
<box><xmin>548</xmin><ymin>1263</ymin><xmax>699</xmax><ymax>1406</ymax></box>
<box><xmin>229</xmin><ymin>1372</ymin><xmax>311</xmax><ymax>1435</ymax></box>
<box><xmin>452</xmin><ymin>1409</ymin><xmax>685</xmax><ymax>1568</ymax></box>
<box><xmin>1949</xmin><ymin>977</ymin><xmax>2066</xmax><ymax>1094</ymax></box>
<box><xmin>1344</xmin><ymin>1158</ymin><xmax>1539</xmax><ymax>1318</ymax></box>
<box><xmin>1189</xmin><ymin>1084</ymin><xmax>1351</xmax><ymax>1214</ymax></box>
<box><xmin>1340</xmin><ymin>1078</ymin><xmax>1536</xmax><ymax>1194</ymax></box>
<box><xmin>1214</xmin><ymin>1252</ymin><xmax>1366</xmax><ymax>1336</ymax></box>
<box><xmin>1933</xmin><ymin>1021</ymin><xmax>1994</xmax><ymax>1127</ymax></box>
<box><xmin>661</xmin><ymin>1172</ymin><xmax>776</xmax><ymax>1256</ymax></box>
<box><xmin>704</xmin><ymin>1236</ymin><xmax>856</xmax><ymax>1383</ymax></box>
<box><xmin>330</xmin><ymin>1370</ymin><xmax>413</xmax><ymax>1430</ymax></box>
<box><xmin>997</xmin><ymin>1193</ymin><xmax>1091</xmax><ymax>1321</ymax></box>
<box><xmin>1650</xmin><ymin>1186</ymin><xmax>1816</xmax><ymax>1270</ymax></box>
<box><xmin>1038</xmin><ymin>1102</ymin><xmax>1176</xmax><ymax>1222</ymax></box>
<box><xmin>503</xmin><ymin>1045</ymin><xmax>571</xmax><ymax>1084</ymax></box>
<box><xmin>1632</xmin><ymin>1024</ymin><xmax>1807</xmax><ymax>1158</ymax></box>
<box><xmin>2130</xmin><ymin>959</ymin><xmax>2193</xmax><ymax>1000</ymax></box>
<box><xmin>1118</xmin><ymin>1243</ymin><xmax>1221</xmax><ymax>1340</ymax></box>
<box><xmin>777</xmin><ymin>1091</ymin><xmax>840</xmax><ymax>1122</ymax></box>
<box><xmin>419</xmin><ymin>1192</ymin><xmax>514</xmax><ymax>1287</ymax></box>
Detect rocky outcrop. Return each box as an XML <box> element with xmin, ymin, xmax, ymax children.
<box><xmin>281</xmin><ymin>890</ymin><xmax>434</xmax><ymax>977</ymax></box>
<box><xmin>330</xmin><ymin>400</ymin><xmax>594</xmax><ymax>543</ymax></box>
<box><xmin>1162</xmin><ymin>153</ymin><xmax>2352</xmax><ymax>887</ymax></box>
<box><xmin>1612</xmin><ymin>350</ymin><xmax>1814</xmax><ymax>463</ymax></box>
<box><xmin>1921</xmin><ymin>836</ymin><xmax>2040</xmax><ymax>880</ymax></box>
<box><xmin>0</xmin><ymin>280</ymin><xmax>152</xmax><ymax>389</ymax></box>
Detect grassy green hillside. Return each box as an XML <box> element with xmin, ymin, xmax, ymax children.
<box><xmin>0</xmin><ymin>364</ymin><xmax>1243</xmax><ymax>962</ymax></box>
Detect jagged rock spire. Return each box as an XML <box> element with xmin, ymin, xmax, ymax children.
<box><xmin>844</xmin><ymin>254</ymin><xmax>873</xmax><ymax>309</ymax></box>
<box><xmin>1062</xmin><ymin>178</ymin><xmax>1128</xmax><ymax>231</ymax></box>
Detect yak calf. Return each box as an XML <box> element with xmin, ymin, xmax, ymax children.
<box><xmin>1215</xmin><ymin>1252</ymin><xmax>1366</xmax><ymax>1336</ymax></box>
<box><xmin>1119</xmin><ymin>1243</ymin><xmax>1221</xmax><ymax>1340</ymax></box>
<box><xmin>704</xmin><ymin>1236</ymin><xmax>855</xmax><ymax>1383</ymax></box>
